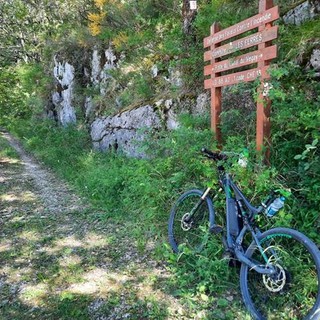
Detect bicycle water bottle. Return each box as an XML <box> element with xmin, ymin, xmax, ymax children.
<box><xmin>266</xmin><ymin>196</ymin><xmax>285</xmax><ymax>217</ymax></box>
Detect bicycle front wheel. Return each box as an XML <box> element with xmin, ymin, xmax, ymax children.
<box><xmin>168</xmin><ymin>189</ymin><xmax>214</xmax><ymax>253</ymax></box>
<box><xmin>240</xmin><ymin>227</ymin><xmax>320</xmax><ymax>320</ymax></box>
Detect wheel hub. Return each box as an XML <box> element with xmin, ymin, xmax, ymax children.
<box><xmin>263</xmin><ymin>263</ymin><xmax>286</xmax><ymax>292</ymax></box>
<box><xmin>181</xmin><ymin>213</ymin><xmax>193</xmax><ymax>231</ymax></box>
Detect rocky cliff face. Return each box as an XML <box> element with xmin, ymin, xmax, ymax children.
<box><xmin>51</xmin><ymin>57</ymin><xmax>77</xmax><ymax>126</ymax></box>
<box><xmin>48</xmin><ymin>0</ymin><xmax>320</xmax><ymax>157</ymax></box>
<box><xmin>85</xmin><ymin>48</ymin><xmax>118</xmax><ymax>120</ymax></box>
<box><xmin>91</xmin><ymin>105</ymin><xmax>161</xmax><ymax>157</ymax></box>
<box><xmin>90</xmin><ymin>96</ymin><xmax>208</xmax><ymax>157</ymax></box>
<box><xmin>283</xmin><ymin>0</ymin><xmax>320</xmax><ymax>25</ymax></box>
<box><xmin>282</xmin><ymin>1</ymin><xmax>320</xmax><ymax>77</ymax></box>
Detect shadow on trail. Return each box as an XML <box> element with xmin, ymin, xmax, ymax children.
<box><xmin>0</xmin><ymin>144</ymin><xmax>174</xmax><ymax>319</ymax></box>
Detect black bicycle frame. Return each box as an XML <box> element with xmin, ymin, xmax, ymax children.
<box><xmin>185</xmin><ymin>173</ymin><xmax>276</xmax><ymax>275</ymax></box>
<box><xmin>220</xmin><ymin>173</ymin><xmax>276</xmax><ymax>275</ymax></box>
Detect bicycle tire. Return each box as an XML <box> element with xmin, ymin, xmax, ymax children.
<box><xmin>240</xmin><ymin>227</ymin><xmax>320</xmax><ymax>320</ymax></box>
<box><xmin>168</xmin><ymin>189</ymin><xmax>214</xmax><ymax>253</ymax></box>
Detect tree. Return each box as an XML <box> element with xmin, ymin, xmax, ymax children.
<box><xmin>182</xmin><ymin>0</ymin><xmax>197</xmax><ymax>35</ymax></box>
<box><xmin>0</xmin><ymin>0</ymin><xmax>90</xmax><ymax>65</ymax></box>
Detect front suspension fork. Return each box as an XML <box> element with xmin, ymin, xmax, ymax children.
<box><xmin>185</xmin><ymin>187</ymin><xmax>212</xmax><ymax>222</ymax></box>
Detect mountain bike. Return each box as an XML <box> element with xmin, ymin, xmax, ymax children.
<box><xmin>168</xmin><ymin>148</ymin><xmax>320</xmax><ymax>320</ymax></box>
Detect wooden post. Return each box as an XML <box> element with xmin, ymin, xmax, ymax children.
<box><xmin>210</xmin><ymin>22</ymin><xmax>222</xmax><ymax>147</ymax></box>
<box><xmin>256</xmin><ymin>0</ymin><xmax>274</xmax><ymax>161</ymax></box>
<box><xmin>203</xmin><ymin>0</ymin><xmax>278</xmax><ymax>158</ymax></box>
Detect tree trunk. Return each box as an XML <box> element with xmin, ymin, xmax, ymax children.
<box><xmin>182</xmin><ymin>0</ymin><xmax>197</xmax><ymax>35</ymax></box>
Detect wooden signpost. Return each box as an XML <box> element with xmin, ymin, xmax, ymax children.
<box><xmin>203</xmin><ymin>0</ymin><xmax>279</xmax><ymax>159</ymax></box>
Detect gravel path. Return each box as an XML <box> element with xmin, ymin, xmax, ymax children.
<box><xmin>0</xmin><ymin>131</ymin><xmax>190</xmax><ymax>320</ymax></box>
<box><xmin>1</xmin><ymin>131</ymin><xmax>85</xmax><ymax>213</ymax></box>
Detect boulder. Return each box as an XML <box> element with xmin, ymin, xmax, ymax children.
<box><xmin>310</xmin><ymin>48</ymin><xmax>320</xmax><ymax>73</ymax></box>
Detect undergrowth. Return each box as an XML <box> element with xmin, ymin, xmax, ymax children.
<box><xmin>8</xmin><ymin>108</ymin><xmax>320</xmax><ymax>318</ymax></box>
<box><xmin>0</xmin><ymin>134</ymin><xmax>19</xmax><ymax>159</ymax></box>
<box><xmin>1</xmin><ymin>0</ymin><xmax>319</xmax><ymax>317</ymax></box>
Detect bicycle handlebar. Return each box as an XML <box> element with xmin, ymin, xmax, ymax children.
<box><xmin>201</xmin><ymin>148</ymin><xmax>228</xmax><ymax>161</ymax></box>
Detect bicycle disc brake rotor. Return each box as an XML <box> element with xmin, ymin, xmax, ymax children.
<box><xmin>181</xmin><ymin>213</ymin><xmax>193</xmax><ymax>231</ymax></box>
<box><xmin>263</xmin><ymin>263</ymin><xmax>286</xmax><ymax>292</ymax></box>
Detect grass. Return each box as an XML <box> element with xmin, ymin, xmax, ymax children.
<box><xmin>0</xmin><ymin>124</ymin><xmax>256</xmax><ymax>319</ymax></box>
<box><xmin>0</xmin><ymin>132</ymin><xmax>19</xmax><ymax>159</ymax></box>
<box><xmin>0</xmin><ymin>163</ymin><xmax>172</xmax><ymax>319</ymax></box>
<box><xmin>3</xmin><ymin>118</ymin><xmax>319</xmax><ymax>319</ymax></box>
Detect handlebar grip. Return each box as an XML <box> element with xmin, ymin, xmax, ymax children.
<box><xmin>201</xmin><ymin>148</ymin><xmax>228</xmax><ymax>161</ymax></box>
<box><xmin>201</xmin><ymin>148</ymin><xmax>214</xmax><ymax>156</ymax></box>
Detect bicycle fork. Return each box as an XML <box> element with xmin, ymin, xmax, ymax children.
<box><xmin>184</xmin><ymin>187</ymin><xmax>213</xmax><ymax>222</ymax></box>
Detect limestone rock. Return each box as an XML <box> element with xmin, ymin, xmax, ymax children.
<box><xmin>85</xmin><ymin>48</ymin><xmax>118</xmax><ymax>120</ymax></box>
<box><xmin>151</xmin><ymin>65</ymin><xmax>158</xmax><ymax>78</ymax></box>
<box><xmin>168</xmin><ymin>67</ymin><xmax>183</xmax><ymax>88</ymax></box>
<box><xmin>193</xmin><ymin>93</ymin><xmax>209</xmax><ymax>115</ymax></box>
<box><xmin>52</xmin><ymin>57</ymin><xmax>77</xmax><ymax>126</ymax></box>
<box><xmin>283</xmin><ymin>1</ymin><xmax>320</xmax><ymax>25</ymax></box>
<box><xmin>90</xmin><ymin>105</ymin><xmax>162</xmax><ymax>157</ymax></box>
<box><xmin>164</xmin><ymin>99</ymin><xmax>179</xmax><ymax>130</ymax></box>
<box><xmin>90</xmin><ymin>93</ymin><xmax>213</xmax><ymax>157</ymax></box>
<box><xmin>310</xmin><ymin>48</ymin><xmax>320</xmax><ymax>71</ymax></box>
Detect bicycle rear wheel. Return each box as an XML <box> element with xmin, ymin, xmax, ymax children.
<box><xmin>240</xmin><ymin>227</ymin><xmax>320</xmax><ymax>320</ymax></box>
<box><xmin>168</xmin><ymin>189</ymin><xmax>214</xmax><ymax>253</ymax></box>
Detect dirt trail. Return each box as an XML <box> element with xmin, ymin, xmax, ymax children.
<box><xmin>1</xmin><ymin>131</ymin><xmax>85</xmax><ymax>214</ymax></box>
<box><xmin>0</xmin><ymin>131</ymin><xmax>188</xmax><ymax>320</ymax></box>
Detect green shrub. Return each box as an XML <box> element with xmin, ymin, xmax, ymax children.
<box><xmin>0</xmin><ymin>67</ymin><xmax>29</xmax><ymax>125</ymax></box>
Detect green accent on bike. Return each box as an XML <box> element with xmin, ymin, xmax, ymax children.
<box><xmin>189</xmin><ymin>200</ymin><xmax>202</xmax><ymax>218</ymax></box>
<box><xmin>260</xmin><ymin>233</ymin><xmax>292</xmax><ymax>244</ymax></box>
<box><xmin>225</xmin><ymin>186</ymin><xmax>232</xmax><ymax>199</ymax></box>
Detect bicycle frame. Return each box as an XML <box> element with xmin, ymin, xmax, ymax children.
<box><xmin>169</xmin><ymin>149</ymin><xmax>320</xmax><ymax>320</ymax></box>
<box><xmin>200</xmin><ymin>173</ymin><xmax>276</xmax><ymax>275</ymax></box>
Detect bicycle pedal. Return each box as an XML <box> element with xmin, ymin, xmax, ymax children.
<box><xmin>210</xmin><ymin>225</ymin><xmax>223</xmax><ymax>234</ymax></box>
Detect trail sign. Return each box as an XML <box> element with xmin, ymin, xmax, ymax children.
<box><xmin>203</xmin><ymin>0</ymin><xmax>279</xmax><ymax>159</ymax></box>
<box><xmin>190</xmin><ymin>1</ymin><xmax>197</xmax><ymax>10</ymax></box>
<box><xmin>204</xmin><ymin>26</ymin><xmax>278</xmax><ymax>61</ymax></box>
<box><xmin>204</xmin><ymin>46</ymin><xmax>277</xmax><ymax>76</ymax></box>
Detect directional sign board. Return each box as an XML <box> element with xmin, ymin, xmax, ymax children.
<box><xmin>203</xmin><ymin>0</ymin><xmax>279</xmax><ymax>159</ymax></box>
<box><xmin>203</xmin><ymin>6</ymin><xmax>279</xmax><ymax>47</ymax></box>
<box><xmin>204</xmin><ymin>26</ymin><xmax>278</xmax><ymax>61</ymax></box>
<box><xmin>204</xmin><ymin>45</ymin><xmax>277</xmax><ymax>75</ymax></box>
<box><xmin>204</xmin><ymin>66</ymin><xmax>270</xmax><ymax>88</ymax></box>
